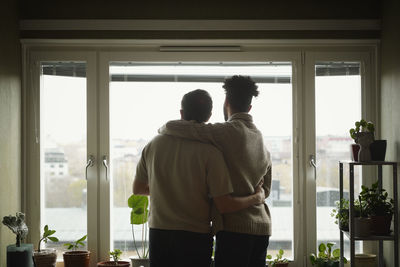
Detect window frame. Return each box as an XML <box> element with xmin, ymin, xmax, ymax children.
<box><xmin>22</xmin><ymin>40</ymin><xmax>379</xmax><ymax>267</ymax></box>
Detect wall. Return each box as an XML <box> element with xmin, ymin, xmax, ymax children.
<box><xmin>0</xmin><ymin>0</ymin><xmax>21</xmax><ymax>265</ymax></box>
<box><xmin>20</xmin><ymin>0</ymin><xmax>380</xmax><ymax>19</ymax></box>
<box><xmin>381</xmin><ymin>0</ymin><xmax>400</xmax><ymax>264</ymax></box>
<box><xmin>19</xmin><ymin>0</ymin><xmax>381</xmax><ymax>39</ymax></box>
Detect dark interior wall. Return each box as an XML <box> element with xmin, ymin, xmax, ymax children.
<box><xmin>381</xmin><ymin>0</ymin><xmax>400</xmax><ymax>264</ymax></box>
<box><xmin>20</xmin><ymin>0</ymin><xmax>381</xmax><ymax>20</ymax></box>
<box><xmin>0</xmin><ymin>0</ymin><xmax>21</xmax><ymax>266</ymax></box>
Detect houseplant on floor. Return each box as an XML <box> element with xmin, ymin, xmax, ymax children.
<box><xmin>267</xmin><ymin>249</ymin><xmax>289</xmax><ymax>267</ymax></box>
<box><xmin>63</xmin><ymin>235</ymin><xmax>90</xmax><ymax>267</ymax></box>
<box><xmin>128</xmin><ymin>194</ymin><xmax>150</xmax><ymax>267</ymax></box>
<box><xmin>310</xmin><ymin>242</ymin><xmax>347</xmax><ymax>267</ymax></box>
<box><xmin>97</xmin><ymin>249</ymin><xmax>130</xmax><ymax>267</ymax></box>
<box><xmin>361</xmin><ymin>181</ymin><xmax>394</xmax><ymax>235</ymax></box>
<box><xmin>33</xmin><ymin>225</ymin><xmax>59</xmax><ymax>267</ymax></box>
<box><xmin>2</xmin><ymin>212</ymin><xmax>34</xmax><ymax>267</ymax></box>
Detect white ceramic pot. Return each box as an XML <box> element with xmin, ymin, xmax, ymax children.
<box><xmin>130</xmin><ymin>257</ymin><xmax>150</xmax><ymax>267</ymax></box>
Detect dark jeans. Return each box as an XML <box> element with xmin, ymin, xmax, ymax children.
<box><xmin>149</xmin><ymin>228</ymin><xmax>213</xmax><ymax>267</ymax></box>
<box><xmin>214</xmin><ymin>231</ymin><xmax>270</xmax><ymax>267</ymax></box>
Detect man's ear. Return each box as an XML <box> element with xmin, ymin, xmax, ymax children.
<box><xmin>180</xmin><ymin>109</ymin><xmax>184</xmax><ymax>120</ymax></box>
<box><xmin>247</xmin><ymin>105</ymin><xmax>252</xmax><ymax>112</ymax></box>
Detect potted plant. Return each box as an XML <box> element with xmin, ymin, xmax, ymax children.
<box><xmin>331</xmin><ymin>199</ymin><xmax>349</xmax><ymax>231</ymax></box>
<box><xmin>33</xmin><ymin>225</ymin><xmax>59</xmax><ymax>267</ymax></box>
<box><xmin>97</xmin><ymin>249</ymin><xmax>130</xmax><ymax>267</ymax></box>
<box><xmin>349</xmin><ymin>119</ymin><xmax>374</xmax><ymax>162</ymax></box>
<box><xmin>63</xmin><ymin>235</ymin><xmax>90</xmax><ymax>267</ymax></box>
<box><xmin>2</xmin><ymin>212</ymin><xmax>34</xmax><ymax>267</ymax></box>
<box><xmin>361</xmin><ymin>181</ymin><xmax>394</xmax><ymax>235</ymax></box>
<box><xmin>267</xmin><ymin>249</ymin><xmax>289</xmax><ymax>267</ymax></box>
<box><xmin>352</xmin><ymin>197</ymin><xmax>371</xmax><ymax>237</ymax></box>
<box><xmin>310</xmin><ymin>242</ymin><xmax>347</xmax><ymax>267</ymax></box>
<box><xmin>128</xmin><ymin>194</ymin><xmax>150</xmax><ymax>267</ymax></box>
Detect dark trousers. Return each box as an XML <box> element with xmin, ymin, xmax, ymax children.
<box><xmin>149</xmin><ymin>228</ymin><xmax>213</xmax><ymax>267</ymax></box>
<box><xmin>214</xmin><ymin>231</ymin><xmax>270</xmax><ymax>267</ymax></box>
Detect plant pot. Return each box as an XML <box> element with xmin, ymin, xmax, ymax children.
<box><xmin>97</xmin><ymin>261</ymin><xmax>130</xmax><ymax>267</ymax></box>
<box><xmin>357</xmin><ymin>132</ymin><xmax>374</xmax><ymax>162</ymax></box>
<box><xmin>33</xmin><ymin>249</ymin><xmax>57</xmax><ymax>267</ymax></box>
<box><xmin>7</xmin><ymin>243</ymin><xmax>34</xmax><ymax>267</ymax></box>
<box><xmin>63</xmin><ymin>250</ymin><xmax>90</xmax><ymax>267</ymax></box>
<box><xmin>269</xmin><ymin>263</ymin><xmax>289</xmax><ymax>267</ymax></box>
<box><xmin>355</xmin><ymin>254</ymin><xmax>376</xmax><ymax>267</ymax></box>
<box><xmin>130</xmin><ymin>257</ymin><xmax>150</xmax><ymax>267</ymax></box>
<box><xmin>315</xmin><ymin>261</ymin><xmax>339</xmax><ymax>267</ymax></box>
<box><xmin>350</xmin><ymin>144</ymin><xmax>360</xmax><ymax>162</ymax></box>
<box><xmin>370</xmin><ymin>215</ymin><xmax>392</xmax><ymax>235</ymax></box>
<box><xmin>370</xmin><ymin>140</ymin><xmax>387</xmax><ymax>161</ymax></box>
<box><xmin>353</xmin><ymin>217</ymin><xmax>371</xmax><ymax>237</ymax></box>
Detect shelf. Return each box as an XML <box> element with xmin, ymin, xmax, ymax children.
<box><xmin>342</xmin><ymin>231</ymin><xmax>395</xmax><ymax>241</ymax></box>
<box><xmin>339</xmin><ymin>160</ymin><xmax>398</xmax><ymax>166</ymax></box>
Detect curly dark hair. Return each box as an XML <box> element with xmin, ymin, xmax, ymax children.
<box><xmin>181</xmin><ymin>89</ymin><xmax>213</xmax><ymax>123</ymax></box>
<box><xmin>223</xmin><ymin>75</ymin><xmax>259</xmax><ymax>112</ymax></box>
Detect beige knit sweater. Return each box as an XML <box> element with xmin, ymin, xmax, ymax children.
<box><xmin>159</xmin><ymin>113</ymin><xmax>272</xmax><ymax>236</ymax></box>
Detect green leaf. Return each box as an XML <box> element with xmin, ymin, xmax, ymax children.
<box><xmin>332</xmin><ymin>249</ymin><xmax>340</xmax><ymax>258</ymax></box>
<box><xmin>318</xmin><ymin>243</ymin><xmax>326</xmax><ymax>253</ymax></box>
<box><xmin>44</xmin><ymin>225</ymin><xmax>49</xmax><ymax>232</ymax></box>
<box><xmin>48</xmin><ymin>236</ymin><xmax>59</xmax><ymax>242</ymax></box>
<box><xmin>327</xmin><ymin>242</ymin><xmax>335</xmax><ymax>250</ymax></box>
<box><xmin>266</xmin><ymin>255</ymin><xmax>272</xmax><ymax>259</ymax></box>
<box><xmin>129</xmin><ymin>194</ymin><xmax>149</xmax><ymax>225</ymax></box>
<box><xmin>77</xmin><ymin>235</ymin><xmax>87</xmax><ymax>242</ymax></box>
<box><xmin>279</xmin><ymin>249</ymin><xmax>284</xmax><ymax>256</ymax></box>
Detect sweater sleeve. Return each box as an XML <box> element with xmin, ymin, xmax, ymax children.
<box><xmin>263</xmin><ymin>149</ymin><xmax>272</xmax><ymax>199</ymax></box>
<box><xmin>158</xmin><ymin>120</ymin><xmax>227</xmax><ymax>151</ymax></box>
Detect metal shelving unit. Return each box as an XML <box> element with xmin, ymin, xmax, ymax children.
<box><xmin>339</xmin><ymin>161</ymin><xmax>399</xmax><ymax>267</ymax></box>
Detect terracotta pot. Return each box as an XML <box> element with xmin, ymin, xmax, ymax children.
<box><xmin>370</xmin><ymin>215</ymin><xmax>392</xmax><ymax>235</ymax></box>
<box><xmin>370</xmin><ymin>140</ymin><xmax>387</xmax><ymax>161</ymax></box>
<box><xmin>63</xmin><ymin>250</ymin><xmax>90</xmax><ymax>267</ymax></box>
<box><xmin>353</xmin><ymin>217</ymin><xmax>371</xmax><ymax>237</ymax></box>
<box><xmin>130</xmin><ymin>257</ymin><xmax>150</xmax><ymax>267</ymax></box>
<box><xmin>33</xmin><ymin>249</ymin><xmax>57</xmax><ymax>267</ymax></box>
<box><xmin>350</xmin><ymin>144</ymin><xmax>360</xmax><ymax>162</ymax></box>
<box><xmin>97</xmin><ymin>261</ymin><xmax>130</xmax><ymax>267</ymax></box>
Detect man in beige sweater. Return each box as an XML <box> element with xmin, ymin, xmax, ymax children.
<box><xmin>133</xmin><ymin>89</ymin><xmax>265</xmax><ymax>267</ymax></box>
<box><xmin>159</xmin><ymin>76</ymin><xmax>272</xmax><ymax>267</ymax></box>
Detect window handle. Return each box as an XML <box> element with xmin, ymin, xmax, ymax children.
<box><xmin>85</xmin><ymin>155</ymin><xmax>95</xmax><ymax>180</ymax></box>
<box><xmin>309</xmin><ymin>155</ymin><xmax>317</xmax><ymax>180</ymax></box>
<box><xmin>102</xmin><ymin>156</ymin><xmax>109</xmax><ymax>181</ymax></box>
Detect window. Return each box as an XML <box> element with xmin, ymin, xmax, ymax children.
<box><xmin>25</xmin><ymin>45</ymin><xmax>377</xmax><ymax>266</ymax></box>
<box><xmin>109</xmin><ymin>62</ymin><xmax>294</xmax><ymax>259</ymax></box>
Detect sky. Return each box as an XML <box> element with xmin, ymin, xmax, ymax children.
<box><xmin>41</xmin><ymin>64</ymin><xmax>361</xmax><ymax>144</ymax></box>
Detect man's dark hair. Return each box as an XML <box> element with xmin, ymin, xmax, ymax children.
<box><xmin>223</xmin><ymin>75</ymin><xmax>259</xmax><ymax>112</ymax></box>
<box><xmin>181</xmin><ymin>89</ymin><xmax>212</xmax><ymax>123</ymax></box>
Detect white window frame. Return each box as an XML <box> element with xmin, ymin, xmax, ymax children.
<box><xmin>22</xmin><ymin>40</ymin><xmax>379</xmax><ymax>267</ymax></box>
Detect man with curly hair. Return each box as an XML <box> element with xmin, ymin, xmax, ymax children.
<box><xmin>159</xmin><ymin>76</ymin><xmax>272</xmax><ymax>267</ymax></box>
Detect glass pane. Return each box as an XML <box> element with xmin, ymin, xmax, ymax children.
<box><xmin>109</xmin><ymin>63</ymin><xmax>294</xmax><ymax>259</ymax></box>
<box><xmin>315</xmin><ymin>62</ymin><xmax>362</xmax><ymax>257</ymax></box>
<box><xmin>40</xmin><ymin>62</ymin><xmax>87</xmax><ymax>258</ymax></box>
